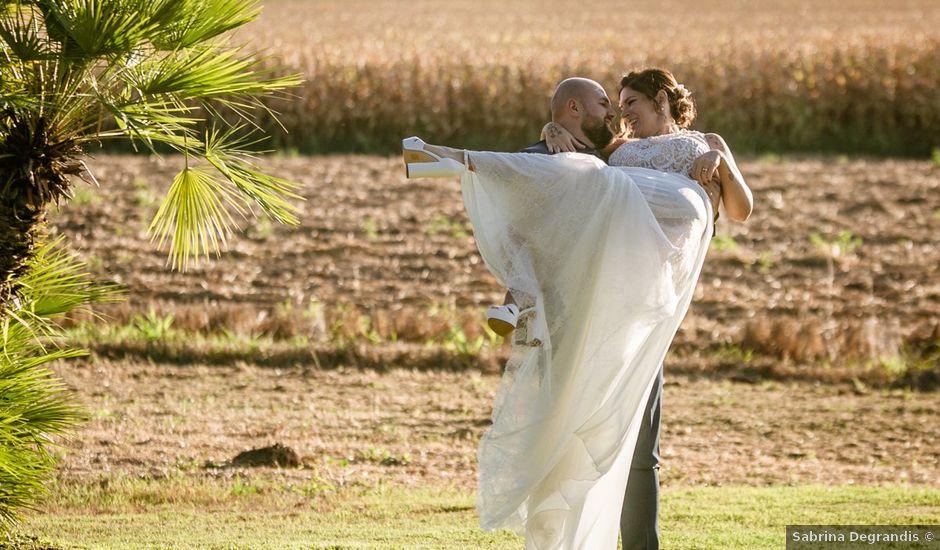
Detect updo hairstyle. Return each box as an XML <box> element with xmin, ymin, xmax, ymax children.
<box><xmin>619</xmin><ymin>68</ymin><xmax>696</xmax><ymax>129</ymax></box>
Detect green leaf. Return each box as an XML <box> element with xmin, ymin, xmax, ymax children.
<box><xmin>38</xmin><ymin>0</ymin><xmax>156</xmax><ymax>59</ymax></box>
<box><xmin>2</xmin><ymin>0</ymin><xmax>303</xmax><ymax>274</ymax></box>
<box><xmin>3</xmin><ymin>236</ymin><xmax>121</xmax><ymax>345</ymax></box>
<box><xmin>0</xmin><ymin>7</ymin><xmax>55</xmax><ymax>61</ymax></box>
<box><xmin>123</xmin><ymin>44</ymin><xmax>301</xmax><ymax>101</ymax></box>
<box><xmin>15</xmin><ymin>236</ymin><xmax>121</xmax><ymax>318</ymax></box>
<box><xmin>202</xmin><ymin>124</ymin><xmax>303</xmax><ymax>226</ymax></box>
<box><xmin>147</xmin><ymin>166</ymin><xmax>246</xmax><ymax>271</ymax></box>
<box><xmin>92</xmin><ymin>95</ymin><xmax>199</xmax><ymax>153</ymax></box>
<box><xmin>0</xmin><ymin>237</ymin><xmax>109</xmax><ymax>526</ymax></box>
<box><xmin>148</xmin><ymin>0</ymin><xmax>259</xmax><ymax>50</ymax></box>
<box><xmin>224</xmin><ymin>163</ymin><xmax>301</xmax><ymax>226</ymax></box>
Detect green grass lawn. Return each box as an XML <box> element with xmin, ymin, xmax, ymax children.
<box><xmin>9</xmin><ymin>476</ymin><xmax>940</xmax><ymax>549</ymax></box>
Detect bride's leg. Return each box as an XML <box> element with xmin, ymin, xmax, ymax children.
<box><xmin>424</xmin><ymin>144</ymin><xmax>475</xmax><ymax>170</ymax></box>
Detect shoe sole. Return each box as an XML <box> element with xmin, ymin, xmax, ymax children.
<box><xmin>403</xmin><ymin>150</ymin><xmax>435</xmax><ymax>178</ymax></box>
<box><xmin>487</xmin><ymin>317</ymin><xmax>515</xmax><ymax>336</ymax></box>
<box><xmin>403</xmin><ymin>150</ymin><xmax>436</xmax><ymax>163</ymax></box>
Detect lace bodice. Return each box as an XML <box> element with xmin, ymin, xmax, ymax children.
<box><xmin>608</xmin><ymin>130</ymin><xmax>710</xmax><ymax>176</ymax></box>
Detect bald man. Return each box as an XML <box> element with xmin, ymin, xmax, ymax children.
<box><xmin>520</xmin><ymin>77</ymin><xmax>617</xmax><ymax>156</ymax></box>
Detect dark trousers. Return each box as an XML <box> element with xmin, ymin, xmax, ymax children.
<box><xmin>620</xmin><ymin>366</ymin><xmax>663</xmax><ymax>550</ymax></box>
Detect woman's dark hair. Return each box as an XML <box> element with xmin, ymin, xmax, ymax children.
<box><xmin>619</xmin><ymin>68</ymin><xmax>696</xmax><ymax>128</ymax></box>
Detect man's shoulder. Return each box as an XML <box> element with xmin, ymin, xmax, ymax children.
<box><xmin>518</xmin><ymin>141</ymin><xmax>602</xmax><ymax>159</ymax></box>
<box><xmin>519</xmin><ymin>141</ymin><xmax>552</xmax><ymax>154</ymax></box>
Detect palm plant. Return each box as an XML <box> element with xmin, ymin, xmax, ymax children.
<box><xmin>0</xmin><ymin>0</ymin><xmax>304</xmax><ymax>300</ymax></box>
<box><xmin>0</xmin><ymin>0</ymin><xmax>303</xmax><ymax>527</ymax></box>
<box><xmin>0</xmin><ymin>238</ymin><xmax>118</xmax><ymax>526</ymax></box>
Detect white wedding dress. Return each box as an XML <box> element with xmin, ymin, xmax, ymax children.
<box><xmin>460</xmin><ymin>130</ymin><xmax>713</xmax><ymax>550</ymax></box>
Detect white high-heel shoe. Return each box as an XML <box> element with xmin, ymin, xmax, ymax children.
<box><xmin>486</xmin><ymin>303</ymin><xmax>534</xmax><ymax>337</ymax></box>
<box><xmin>402</xmin><ymin>136</ymin><xmax>467</xmax><ymax>178</ymax></box>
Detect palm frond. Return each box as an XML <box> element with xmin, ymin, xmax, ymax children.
<box><xmin>1</xmin><ymin>235</ymin><xmax>121</xmax><ymax>347</ymax></box>
<box><xmin>1</xmin><ymin>0</ymin><xmax>307</xmax><ymax>526</ymax></box>
<box><xmin>89</xmin><ymin>93</ymin><xmax>199</xmax><ymax>152</ymax></box>
<box><xmin>15</xmin><ymin>235</ymin><xmax>122</xmax><ymax>318</ymax></box>
<box><xmin>0</xmin><ymin>237</ymin><xmax>112</xmax><ymax>526</ymax></box>
<box><xmin>149</xmin><ymin>0</ymin><xmax>259</xmax><ymax>50</ymax></box>
<box><xmin>219</xmin><ymin>162</ymin><xmax>301</xmax><ymax>226</ymax></box>
<box><xmin>202</xmin><ymin>123</ymin><xmax>302</xmax><ymax>225</ymax></box>
<box><xmin>37</xmin><ymin>0</ymin><xmax>156</xmax><ymax>60</ymax></box>
<box><xmin>147</xmin><ymin>166</ymin><xmax>246</xmax><ymax>270</ymax></box>
<box><xmin>0</xmin><ymin>6</ymin><xmax>55</xmax><ymax>62</ymax></box>
<box><xmin>0</xmin><ymin>53</ymin><xmax>39</xmax><ymax>112</ymax></box>
<box><xmin>123</xmin><ymin>44</ymin><xmax>301</xmax><ymax>101</ymax></box>
<box><xmin>0</xmin><ymin>57</ymin><xmax>95</xmax><ymax>140</ymax></box>
<box><xmin>4</xmin><ymin>0</ymin><xmax>303</xmax><ymax>274</ymax></box>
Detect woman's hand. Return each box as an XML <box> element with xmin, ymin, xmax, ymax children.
<box><xmin>691</xmin><ymin>150</ymin><xmax>722</xmax><ymax>187</ymax></box>
<box><xmin>541</xmin><ymin>122</ymin><xmax>584</xmax><ymax>153</ymax></box>
<box><xmin>691</xmin><ymin>150</ymin><xmax>723</xmax><ymax>214</ymax></box>
<box><xmin>701</xmin><ymin>173</ymin><xmax>722</xmax><ymax>215</ymax></box>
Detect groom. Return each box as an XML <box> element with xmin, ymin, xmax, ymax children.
<box><xmin>521</xmin><ymin>77</ymin><xmax>665</xmax><ymax>550</ymax></box>
<box><xmin>521</xmin><ymin>77</ymin><xmax>616</xmax><ymax>158</ymax></box>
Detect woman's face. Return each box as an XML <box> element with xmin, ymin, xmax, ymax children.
<box><xmin>619</xmin><ymin>86</ymin><xmax>662</xmax><ymax>138</ymax></box>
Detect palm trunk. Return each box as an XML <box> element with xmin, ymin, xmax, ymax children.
<box><xmin>0</xmin><ymin>197</ymin><xmax>46</xmax><ymax>308</ymax></box>
<box><xmin>1</xmin><ymin>113</ymin><xmax>80</xmax><ymax>308</ymax></box>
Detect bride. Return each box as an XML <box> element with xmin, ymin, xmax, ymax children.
<box><xmin>402</xmin><ymin>69</ymin><xmax>752</xmax><ymax>550</ymax></box>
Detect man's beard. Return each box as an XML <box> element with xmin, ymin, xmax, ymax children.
<box><xmin>582</xmin><ymin>117</ymin><xmax>615</xmax><ymax>149</ymax></box>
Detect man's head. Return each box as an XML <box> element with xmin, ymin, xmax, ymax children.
<box><xmin>550</xmin><ymin>77</ymin><xmax>616</xmax><ymax>149</ymax></box>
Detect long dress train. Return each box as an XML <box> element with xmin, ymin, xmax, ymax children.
<box><xmin>459</xmin><ymin>151</ymin><xmax>713</xmax><ymax>550</ymax></box>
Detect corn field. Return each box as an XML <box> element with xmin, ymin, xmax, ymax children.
<box><xmin>240</xmin><ymin>0</ymin><xmax>940</xmax><ymax>155</ymax></box>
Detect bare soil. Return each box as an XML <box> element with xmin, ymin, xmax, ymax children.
<box><xmin>51</xmin><ymin>155</ymin><xmax>940</xmax><ymax>367</ymax></box>
<box><xmin>53</xmin><ymin>360</ymin><xmax>939</xmax><ymax>490</ymax></box>
<box><xmin>42</xmin><ymin>154</ymin><xmax>940</xmax><ymax>490</ymax></box>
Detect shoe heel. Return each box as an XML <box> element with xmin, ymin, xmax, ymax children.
<box><xmin>403</xmin><ymin>150</ymin><xmax>437</xmax><ymax>164</ymax></box>
<box><xmin>487</xmin><ymin>317</ymin><xmax>515</xmax><ymax>337</ymax></box>
<box><xmin>402</xmin><ymin>136</ymin><xmax>466</xmax><ymax>179</ymax></box>
<box><xmin>486</xmin><ymin>304</ymin><xmax>520</xmax><ymax>336</ymax></box>
<box><xmin>405</xmin><ymin>159</ymin><xmax>465</xmax><ymax>179</ymax></box>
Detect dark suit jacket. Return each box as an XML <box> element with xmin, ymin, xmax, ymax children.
<box><xmin>519</xmin><ymin>140</ymin><xmax>602</xmax><ymax>160</ymax></box>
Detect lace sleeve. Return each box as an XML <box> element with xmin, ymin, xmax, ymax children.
<box><xmin>658</xmin><ymin>137</ymin><xmax>701</xmax><ymax>176</ymax></box>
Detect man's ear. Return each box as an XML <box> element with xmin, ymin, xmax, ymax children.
<box><xmin>565</xmin><ymin>98</ymin><xmax>582</xmax><ymax>118</ymax></box>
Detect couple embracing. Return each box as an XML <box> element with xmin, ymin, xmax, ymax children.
<box><xmin>403</xmin><ymin>68</ymin><xmax>753</xmax><ymax>550</ymax></box>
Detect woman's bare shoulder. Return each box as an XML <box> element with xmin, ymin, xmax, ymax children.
<box><xmin>703</xmin><ymin>132</ymin><xmax>729</xmax><ymax>151</ymax></box>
